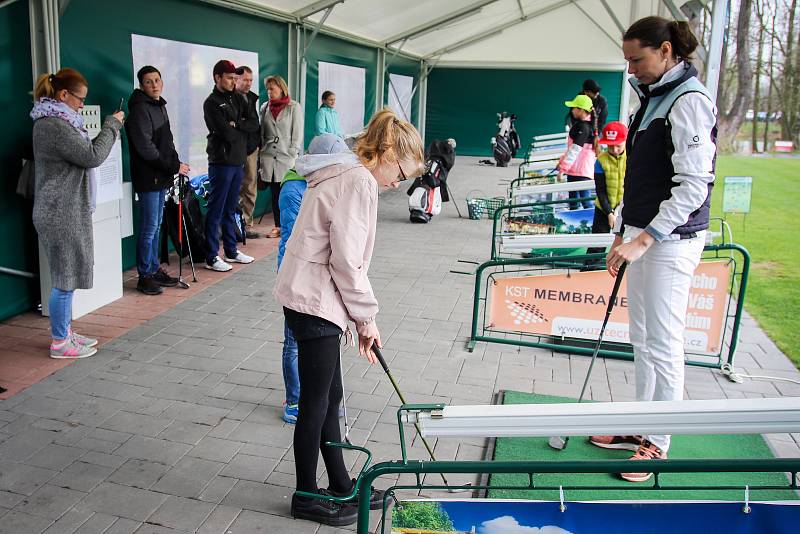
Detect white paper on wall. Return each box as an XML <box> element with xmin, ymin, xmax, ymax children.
<box><xmin>388</xmin><ymin>73</ymin><xmax>413</xmax><ymax>122</ymax></box>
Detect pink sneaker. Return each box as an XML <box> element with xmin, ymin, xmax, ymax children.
<box><xmin>589</xmin><ymin>435</ymin><xmax>643</xmax><ymax>452</ymax></box>
<box><xmin>620</xmin><ymin>440</ymin><xmax>667</xmax><ymax>482</ymax></box>
<box><xmin>50</xmin><ymin>337</ymin><xmax>97</xmax><ymax>359</ymax></box>
<box><xmin>69</xmin><ymin>328</ymin><xmax>98</xmax><ymax>348</ymax></box>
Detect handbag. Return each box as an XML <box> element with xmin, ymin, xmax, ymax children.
<box><xmin>16</xmin><ymin>158</ymin><xmax>35</xmax><ymax>199</ymax></box>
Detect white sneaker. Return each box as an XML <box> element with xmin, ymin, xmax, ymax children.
<box><xmin>205</xmin><ymin>256</ymin><xmax>233</xmax><ymax>272</ymax></box>
<box><xmin>225</xmin><ymin>251</ymin><xmax>254</xmax><ymax>264</ymax></box>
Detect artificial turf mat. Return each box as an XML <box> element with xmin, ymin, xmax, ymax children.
<box><xmin>488</xmin><ymin>390</ymin><xmax>799</xmax><ymax>501</ymax></box>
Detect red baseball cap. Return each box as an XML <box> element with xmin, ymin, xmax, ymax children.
<box><xmin>600</xmin><ymin>121</ymin><xmax>628</xmax><ymax>146</ymax></box>
<box><xmin>213</xmin><ymin>60</ymin><xmax>237</xmax><ymax>77</ymax></box>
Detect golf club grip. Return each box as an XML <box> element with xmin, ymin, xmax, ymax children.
<box><xmin>613</xmin><ymin>261</ymin><xmax>627</xmax><ymax>292</ymax></box>
<box><xmin>371</xmin><ymin>344</ymin><xmax>390</xmax><ymax>373</ymax></box>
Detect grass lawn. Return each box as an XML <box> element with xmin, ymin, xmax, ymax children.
<box><xmin>712</xmin><ymin>156</ymin><xmax>800</xmax><ymax>367</ymax></box>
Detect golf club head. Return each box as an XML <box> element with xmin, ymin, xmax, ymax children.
<box><xmin>447</xmin><ymin>484</ymin><xmax>472</xmax><ymax>494</ymax></box>
<box><xmin>548</xmin><ymin>436</ymin><xmax>568</xmax><ymax>450</ymax></box>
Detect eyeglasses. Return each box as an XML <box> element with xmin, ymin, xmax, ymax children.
<box><xmin>397</xmin><ymin>162</ymin><xmax>408</xmax><ymax>182</ymax></box>
<box><xmin>67</xmin><ymin>91</ymin><xmax>87</xmax><ymax>104</ymax></box>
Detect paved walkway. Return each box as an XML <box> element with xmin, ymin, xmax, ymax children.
<box><xmin>1</xmin><ymin>157</ymin><xmax>798</xmax><ymax>533</ymax></box>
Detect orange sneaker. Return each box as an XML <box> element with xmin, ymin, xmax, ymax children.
<box><xmin>619</xmin><ymin>440</ymin><xmax>666</xmax><ymax>483</ymax></box>
<box><xmin>589</xmin><ymin>435</ymin><xmax>642</xmax><ymax>452</ymax></box>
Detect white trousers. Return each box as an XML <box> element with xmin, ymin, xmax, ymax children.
<box><xmin>624</xmin><ymin>227</ymin><xmax>705</xmax><ymax>453</ymax></box>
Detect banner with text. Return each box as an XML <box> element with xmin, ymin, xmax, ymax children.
<box><xmin>488</xmin><ymin>261</ymin><xmax>730</xmax><ymax>355</ymax></box>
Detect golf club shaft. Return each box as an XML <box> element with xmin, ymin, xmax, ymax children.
<box><xmin>372</xmin><ymin>345</ymin><xmax>452</xmax><ymax>487</ymax></box>
<box><xmin>576</xmin><ymin>262</ymin><xmax>627</xmax><ymax>402</ymax></box>
<box><xmin>339</xmin><ymin>353</ymin><xmax>351</xmax><ymax>444</ymax></box>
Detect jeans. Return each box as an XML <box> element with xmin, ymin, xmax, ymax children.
<box><xmin>567</xmin><ymin>175</ymin><xmax>594</xmax><ymax>210</ymax></box>
<box><xmin>49</xmin><ymin>287</ymin><xmax>74</xmax><ymax>340</ymax></box>
<box><xmin>625</xmin><ymin>226</ymin><xmax>705</xmax><ymax>453</ymax></box>
<box><xmin>136</xmin><ymin>189</ymin><xmax>166</xmax><ymax>276</ymax></box>
<box><xmin>205</xmin><ymin>164</ymin><xmax>244</xmax><ymax>264</ymax></box>
<box><xmin>282</xmin><ymin>322</ymin><xmax>300</xmax><ymax>405</ymax></box>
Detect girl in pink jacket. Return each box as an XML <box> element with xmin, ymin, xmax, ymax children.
<box><xmin>558</xmin><ymin>93</ymin><xmax>598</xmax><ymax>210</ymax></box>
<box><xmin>274</xmin><ymin>108</ymin><xmax>424</xmax><ymax>527</ymax></box>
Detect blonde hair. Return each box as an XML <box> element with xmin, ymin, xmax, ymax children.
<box><xmin>264</xmin><ymin>75</ymin><xmax>289</xmax><ymax>98</ymax></box>
<box><xmin>33</xmin><ymin>68</ymin><xmax>88</xmax><ymax>101</ymax></box>
<box><xmin>355</xmin><ymin>108</ymin><xmax>424</xmax><ymax>174</ymax></box>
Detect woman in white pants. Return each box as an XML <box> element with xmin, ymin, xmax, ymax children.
<box><xmin>591</xmin><ymin>16</ymin><xmax>717</xmax><ymax>483</ymax></box>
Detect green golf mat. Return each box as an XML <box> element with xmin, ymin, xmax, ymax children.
<box><xmin>489</xmin><ymin>391</ymin><xmax>799</xmax><ymax>501</ymax></box>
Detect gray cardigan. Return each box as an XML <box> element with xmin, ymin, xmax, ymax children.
<box><xmin>259</xmin><ymin>100</ymin><xmax>303</xmax><ymax>183</ymax></box>
<box><xmin>32</xmin><ymin>115</ymin><xmax>122</xmax><ymax>291</ymax></box>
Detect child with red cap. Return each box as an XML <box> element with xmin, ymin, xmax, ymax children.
<box><xmin>589</xmin><ymin>121</ymin><xmax>628</xmax><ymax>249</ymax></box>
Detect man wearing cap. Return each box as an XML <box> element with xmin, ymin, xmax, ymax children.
<box><xmin>202</xmin><ymin>60</ymin><xmax>260</xmax><ymax>271</ymax></box>
<box><xmin>235</xmin><ymin>65</ymin><xmax>262</xmax><ymax>239</ymax></box>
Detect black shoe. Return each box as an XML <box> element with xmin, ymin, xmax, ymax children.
<box><xmin>136</xmin><ymin>276</ymin><xmax>163</xmax><ymax>295</ymax></box>
<box><xmin>152</xmin><ymin>268</ymin><xmax>179</xmax><ymax>287</ymax></box>
<box><xmin>291</xmin><ymin>491</ymin><xmax>357</xmax><ymax>527</ymax></box>
<box><xmin>245</xmin><ymin>229</ymin><xmax>262</xmax><ymax>239</ymax></box>
<box><xmin>327</xmin><ymin>479</ymin><xmax>386</xmax><ymax>511</ymax></box>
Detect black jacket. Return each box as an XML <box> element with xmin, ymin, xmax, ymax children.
<box><xmin>203</xmin><ymin>87</ymin><xmax>259</xmax><ymax>166</ymax></box>
<box><xmin>241</xmin><ymin>90</ymin><xmax>260</xmax><ymax>155</ymax></box>
<box><xmin>125</xmin><ymin>88</ymin><xmax>180</xmax><ymax>192</ymax></box>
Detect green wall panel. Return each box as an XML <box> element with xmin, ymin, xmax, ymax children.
<box><xmin>425</xmin><ymin>67</ymin><xmax>624</xmax><ymax>156</ymax></box>
<box><xmin>60</xmin><ymin>0</ymin><xmax>289</xmax><ymax>269</ymax></box>
<box><xmin>384</xmin><ymin>55</ymin><xmax>421</xmax><ymax>127</ymax></box>
<box><xmin>303</xmin><ymin>33</ymin><xmax>378</xmax><ymax>147</ymax></box>
<box><xmin>0</xmin><ymin>1</ymin><xmax>39</xmax><ymax>320</ymax></box>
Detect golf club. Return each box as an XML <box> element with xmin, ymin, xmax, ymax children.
<box><xmin>339</xmin><ymin>353</ymin><xmax>352</xmax><ymax>445</ymax></box>
<box><xmin>371</xmin><ymin>345</ymin><xmax>471</xmax><ymax>492</ymax></box>
<box><xmin>548</xmin><ymin>261</ymin><xmax>627</xmax><ymax>451</ymax></box>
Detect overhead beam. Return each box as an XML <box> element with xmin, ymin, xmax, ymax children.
<box><xmin>383</xmin><ymin>0</ymin><xmax>498</xmax><ymax>45</ymax></box>
<box><xmin>293</xmin><ymin>0</ymin><xmax>344</xmax><ymax>20</ymax></box>
<box><xmin>425</xmin><ymin>0</ymin><xmax>572</xmax><ymax>59</ymax></box>
<box><xmin>383</xmin><ymin>0</ymin><xmax>501</xmax><ymax>45</ymax></box>
<box><xmin>704</xmin><ymin>0</ymin><xmax>728</xmax><ymax>102</ymax></box>
<box><xmin>570</xmin><ymin>0</ymin><xmax>621</xmax><ymax>50</ymax></box>
<box><xmin>599</xmin><ymin>0</ymin><xmax>625</xmax><ymax>35</ymax></box>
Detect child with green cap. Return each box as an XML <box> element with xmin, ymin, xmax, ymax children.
<box><xmin>558</xmin><ymin>94</ymin><xmax>597</xmax><ymax>210</ymax></box>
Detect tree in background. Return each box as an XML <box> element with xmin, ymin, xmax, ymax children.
<box><xmin>770</xmin><ymin>0</ymin><xmax>799</xmax><ymax>146</ymax></box>
<box><xmin>717</xmin><ymin>0</ymin><xmax>753</xmax><ymax>148</ymax></box>
<box><xmin>393</xmin><ymin>501</ymin><xmax>456</xmax><ymax>531</ymax></box>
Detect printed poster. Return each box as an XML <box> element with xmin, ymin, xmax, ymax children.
<box><xmin>488</xmin><ymin>262</ymin><xmax>730</xmax><ymax>355</ymax></box>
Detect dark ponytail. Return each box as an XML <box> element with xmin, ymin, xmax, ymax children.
<box><xmin>623</xmin><ymin>16</ymin><xmax>699</xmax><ymax>60</ymax></box>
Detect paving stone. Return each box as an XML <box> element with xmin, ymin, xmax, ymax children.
<box><xmin>160</xmin><ymin>401</ymin><xmax>230</xmax><ymax>426</ymax></box>
<box><xmin>41</xmin><ymin>508</ymin><xmax>94</xmax><ymax>534</ymax></box>
<box><xmin>108</xmin><ymin>459</ymin><xmax>170</xmax><ymax>489</ymax></box>
<box><xmin>113</xmin><ymin>436</ymin><xmax>191</xmax><ymax>466</ymax></box>
<box><xmin>0</xmin><ymin>461</ymin><xmax>57</xmax><ymax>496</ymax></box>
<box><xmin>187</xmin><ymin>437</ymin><xmax>243</xmax><ymax>463</ymax></box>
<box><xmin>26</xmin><ymin>444</ymin><xmax>87</xmax><ymax>471</ymax></box>
<box><xmin>74</xmin><ymin>482</ymin><xmax>167</xmax><ymax>522</ymax></box>
<box><xmin>220</xmin><ymin>481</ymin><xmax>292</xmax><ymax>516</ymax></box>
<box><xmin>147</xmin><ymin>495</ymin><xmax>215</xmax><ymax>532</ymax></box>
<box><xmin>150</xmin><ymin>456</ymin><xmax>224</xmax><ymax>498</ymax></box>
<box><xmin>0</xmin><ymin>428</ymin><xmax>57</xmax><ymax>462</ymax></box>
<box><xmin>14</xmin><ymin>483</ymin><xmax>85</xmax><ymax>519</ymax></box>
<box><xmin>157</xmin><ymin>420</ymin><xmax>212</xmax><ymax>445</ymax></box>
<box><xmin>197</xmin><ymin>476</ymin><xmax>238</xmax><ymax>504</ymax></box>
<box><xmin>0</xmin><ymin>510</ymin><xmax>53</xmax><ymax>534</ymax></box>
<box><xmin>226</xmin><ymin>422</ymin><xmax>293</xmax><ymax>448</ymax></box>
<box><xmin>79</xmin><ymin>452</ymin><xmax>127</xmax><ymax>470</ymax></box>
<box><xmin>100</xmin><ymin>517</ymin><xmax>142</xmax><ymax>534</ymax></box>
<box><xmin>196</xmin><ymin>503</ymin><xmax>241</xmax><ymax>533</ymax></box>
<box><xmin>100</xmin><ymin>412</ymin><xmax>173</xmax><ymax>438</ymax></box>
<box><xmin>50</xmin><ymin>461</ymin><xmax>115</xmax><ymax>493</ymax></box>
<box><xmin>220</xmin><ymin>454</ymin><xmax>277</xmax><ymax>483</ymax></box>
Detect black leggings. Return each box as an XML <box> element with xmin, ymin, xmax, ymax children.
<box><xmin>294</xmin><ymin>334</ymin><xmax>352</xmax><ymax>493</ymax></box>
<box><xmin>269</xmin><ymin>181</ymin><xmax>281</xmax><ymax>227</ymax></box>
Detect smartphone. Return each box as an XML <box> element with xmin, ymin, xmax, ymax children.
<box><xmin>116</xmin><ymin>98</ymin><xmax>124</xmax><ymax>112</ymax></box>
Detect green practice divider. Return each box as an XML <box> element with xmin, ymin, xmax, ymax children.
<box><xmin>59</xmin><ymin>0</ymin><xmax>289</xmax><ymax>270</ymax></box>
<box><xmin>491</xmin><ymin>391</ymin><xmax>800</xmax><ymax>501</ymax></box>
<box><xmin>0</xmin><ymin>0</ymin><xmax>39</xmax><ymax>321</ymax></box>
<box><xmin>425</xmin><ymin>67</ymin><xmax>623</xmax><ymax>156</ymax></box>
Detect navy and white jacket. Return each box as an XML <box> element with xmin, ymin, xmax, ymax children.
<box><xmin>614</xmin><ymin>62</ymin><xmax>717</xmax><ymax>241</ymax></box>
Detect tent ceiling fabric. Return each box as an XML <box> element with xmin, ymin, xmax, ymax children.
<box><xmin>239</xmin><ymin>0</ymin><xmax>669</xmax><ymax>68</ymax></box>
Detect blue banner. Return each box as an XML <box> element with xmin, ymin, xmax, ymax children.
<box><xmin>393</xmin><ymin>500</ymin><xmax>799</xmax><ymax>534</ymax></box>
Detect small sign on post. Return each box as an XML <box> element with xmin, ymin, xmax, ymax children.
<box><xmin>722</xmin><ymin>176</ymin><xmax>753</xmax><ymax>214</ymax></box>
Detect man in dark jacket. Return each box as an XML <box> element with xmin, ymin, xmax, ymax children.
<box><xmin>203</xmin><ymin>60</ymin><xmax>260</xmax><ymax>271</ymax></box>
<box><xmin>235</xmin><ymin>66</ymin><xmax>262</xmax><ymax>239</ymax></box>
<box><xmin>126</xmin><ymin>65</ymin><xmax>189</xmax><ymax>295</ymax></box>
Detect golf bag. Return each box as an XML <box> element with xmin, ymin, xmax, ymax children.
<box><xmin>162</xmin><ymin>177</ymin><xmax>208</xmax><ymax>263</ymax></box>
<box><xmin>491</xmin><ymin>112</ymin><xmax>520</xmax><ymax>167</ymax></box>
<box><xmin>407</xmin><ymin>139</ymin><xmax>456</xmax><ymax>223</ymax></box>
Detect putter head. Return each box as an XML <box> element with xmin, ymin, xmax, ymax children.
<box><xmin>548</xmin><ymin>436</ymin><xmax>568</xmax><ymax>450</ymax></box>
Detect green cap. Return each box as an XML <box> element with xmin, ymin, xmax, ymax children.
<box><xmin>564</xmin><ymin>94</ymin><xmax>593</xmax><ymax>112</ymax></box>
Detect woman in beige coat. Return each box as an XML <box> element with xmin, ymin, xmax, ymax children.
<box><xmin>259</xmin><ymin>75</ymin><xmax>303</xmax><ymax>238</ymax></box>
<box><xmin>274</xmin><ymin>109</ymin><xmax>424</xmax><ymax>527</ymax></box>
